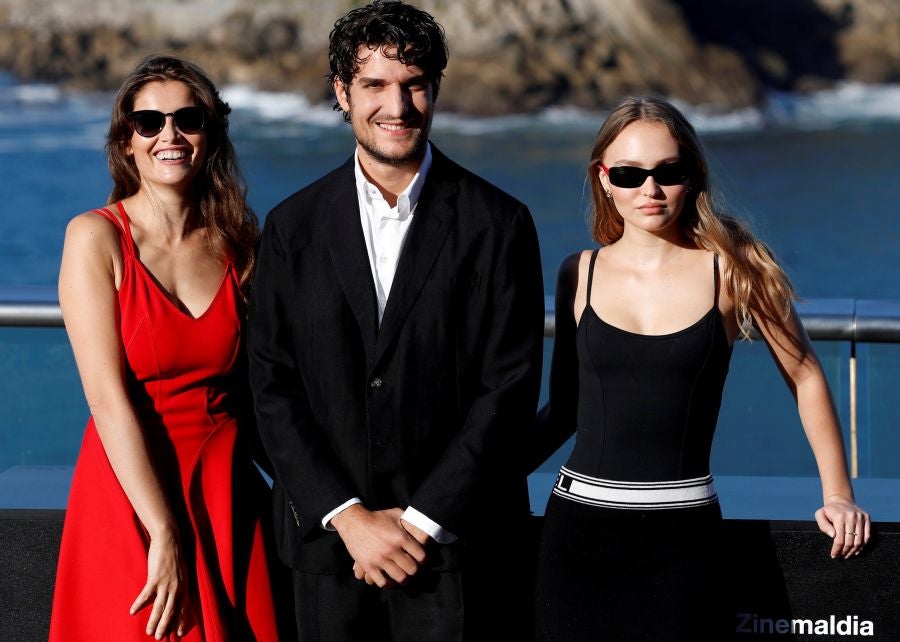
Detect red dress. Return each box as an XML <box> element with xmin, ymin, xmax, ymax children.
<box><xmin>49</xmin><ymin>202</ymin><xmax>281</xmax><ymax>641</ymax></box>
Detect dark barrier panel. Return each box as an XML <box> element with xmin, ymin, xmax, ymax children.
<box><xmin>2</xmin><ymin>511</ymin><xmax>897</xmax><ymax>640</ymax></box>
<box><xmin>0</xmin><ymin>510</ymin><xmax>63</xmax><ymax>641</ymax></box>
<box><xmin>724</xmin><ymin>520</ymin><xmax>900</xmax><ymax>640</ymax></box>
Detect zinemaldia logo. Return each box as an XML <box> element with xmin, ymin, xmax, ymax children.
<box><xmin>737</xmin><ymin>613</ymin><xmax>874</xmax><ymax>636</ymax></box>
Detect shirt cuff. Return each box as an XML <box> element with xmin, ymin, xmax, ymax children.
<box><xmin>402</xmin><ymin>506</ymin><xmax>458</xmax><ymax>544</ymax></box>
<box><xmin>321</xmin><ymin>497</ymin><xmax>362</xmax><ymax>530</ymax></box>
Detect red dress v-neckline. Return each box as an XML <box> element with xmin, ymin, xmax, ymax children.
<box><xmin>110</xmin><ymin>201</ymin><xmax>232</xmax><ymax>321</ymax></box>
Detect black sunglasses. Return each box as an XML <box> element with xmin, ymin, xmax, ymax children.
<box><xmin>127</xmin><ymin>107</ymin><xmax>206</xmax><ymax>137</ymax></box>
<box><xmin>601</xmin><ymin>161</ymin><xmax>691</xmax><ymax>188</ymax></box>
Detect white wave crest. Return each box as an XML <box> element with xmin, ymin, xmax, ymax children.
<box><xmin>433</xmin><ymin>106</ymin><xmax>608</xmax><ymax>134</ymax></box>
<box><xmin>767</xmin><ymin>83</ymin><xmax>900</xmax><ymax>126</ymax></box>
<box><xmin>215</xmin><ymin>82</ymin><xmax>900</xmax><ymax>136</ymax></box>
<box><xmin>4</xmin><ymin>81</ymin><xmax>895</xmax><ymax>140</ymax></box>
<box><xmin>221</xmin><ymin>85</ymin><xmax>343</xmax><ymax>127</ymax></box>
<box><xmin>11</xmin><ymin>84</ymin><xmax>62</xmax><ymax>104</ymax></box>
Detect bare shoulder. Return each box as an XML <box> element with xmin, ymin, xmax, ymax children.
<box><xmin>575</xmin><ymin>248</ymin><xmax>596</xmax><ymax>275</ymax></box>
<box><xmin>711</xmin><ymin>251</ymin><xmax>735</xmax><ymax>304</ymax></box>
<box><xmin>65</xmin><ymin>210</ymin><xmax>122</xmax><ymax>253</ymax></box>
<box><xmin>709</xmin><ymin>250</ymin><xmax>741</xmax><ymax>340</ymax></box>
<box><xmin>561</xmin><ymin>249</ymin><xmax>597</xmax><ymax>323</ymax></box>
<box><xmin>61</xmin><ymin>210</ymin><xmax>125</xmax><ymax>284</ymax></box>
<box><xmin>555</xmin><ymin>250</ymin><xmax>592</xmax><ymax>294</ymax></box>
<box><xmin>558</xmin><ymin>250</ymin><xmax>586</xmax><ymax>279</ymax></box>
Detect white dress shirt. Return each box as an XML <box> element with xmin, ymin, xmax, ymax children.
<box><xmin>320</xmin><ymin>144</ymin><xmax>457</xmax><ymax>544</ymax></box>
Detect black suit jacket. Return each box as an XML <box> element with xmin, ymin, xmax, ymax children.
<box><xmin>248</xmin><ymin>146</ymin><xmax>544</xmax><ymax>573</ymax></box>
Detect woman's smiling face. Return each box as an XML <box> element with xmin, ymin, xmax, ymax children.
<box><xmin>127</xmin><ymin>80</ymin><xmax>207</xmax><ymax>195</ymax></box>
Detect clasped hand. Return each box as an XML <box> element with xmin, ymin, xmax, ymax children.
<box><xmin>332</xmin><ymin>506</ymin><xmax>429</xmax><ymax>588</ymax></box>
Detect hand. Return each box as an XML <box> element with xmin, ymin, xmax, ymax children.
<box><xmin>400</xmin><ymin>518</ymin><xmax>431</xmax><ymax>546</ymax></box>
<box><xmin>129</xmin><ymin>527</ymin><xmax>187</xmax><ymax>639</ymax></box>
<box><xmin>332</xmin><ymin>505</ymin><xmax>426</xmax><ymax>588</ymax></box>
<box><xmin>352</xmin><ymin>517</ymin><xmax>434</xmax><ymax>587</ymax></box>
<box><xmin>814</xmin><ymin>496</ymin><xmax>871</xmax><ymax>559</ymax></box>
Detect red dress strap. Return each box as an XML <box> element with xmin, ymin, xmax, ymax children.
<box><xmin>91</xmin><ymin>203</ymin><xmax>136</xmax><ymax>258</ymax></box>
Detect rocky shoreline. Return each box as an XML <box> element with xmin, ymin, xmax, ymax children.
<box><xmin>1</xmin><ymin>0</ymin><xmax>898</xmax><ymax>115</ymax></box>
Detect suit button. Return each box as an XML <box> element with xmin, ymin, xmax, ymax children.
<box><xmin>369</xmin><ymin>377</ymin><xmax>383</xmax><ymax>389</ymax></box>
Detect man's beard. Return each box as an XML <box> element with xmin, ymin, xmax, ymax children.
<box><xmin>357</xmin><ymin>128</ymin><xmax>428</xmax><ymax>166</ymax></box>
<box><xmin>348</xmin><ymin>105</ymin><xmax>432</xmax><ymax>166</ymax></box>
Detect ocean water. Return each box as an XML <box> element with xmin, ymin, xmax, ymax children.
<box><xmin>3</xmin><ymin>75</ymin><xmax>900</xmax><ymax>483</ymax></box>
<box><xmin>4</xmin><ymin>76</ymin><xmax>900</xmax><ymax>295</ymax></box>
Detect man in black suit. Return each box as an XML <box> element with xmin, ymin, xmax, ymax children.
<box><xmin>248</xmin><ymin>1</ymin><xmax>544</xmax><ymax>639</ymax></box>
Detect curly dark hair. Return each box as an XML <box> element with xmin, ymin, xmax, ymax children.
<box><xmin>328</xmin><ymin>0</ymin><xmax>449</xmax><ymax>122</ymax></box>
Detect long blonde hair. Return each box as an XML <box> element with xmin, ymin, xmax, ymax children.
<box><xmin>106</xmin><ymin>55</ymin><xmax>258</xmax><ymax>295</ymax></box>
<box><xmin>588</xmin><ymin>96</ymin><xmax>795</xmax><ymax>337</ymax></box>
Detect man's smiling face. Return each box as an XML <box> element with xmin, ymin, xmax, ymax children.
<box><xmin>334</xmin><ymin>45</ymin><xmax>434</xmax><ymax>170</ymax></box>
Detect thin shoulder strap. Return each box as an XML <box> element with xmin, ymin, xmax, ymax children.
<box><xmin>713</xmin><ymin>254</ymin><xmax>721</xmax><ymax>308</ymax></box>
<box><xmin>586</xmin><ymin>249</ymin><xmax>600</xmax><ymax>303</ymax></box>
<box><xmin>114</xmin><ymin>202</ymin><xmax>135</xmax><ymax>250</ymax></box>
<box><xmin>91</xmin><ymin>203</ymin><xmax>134</xmax><ymax>258</ymax></box>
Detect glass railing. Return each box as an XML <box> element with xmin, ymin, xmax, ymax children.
<box><xmin>2</xmin><ymin>288</ymin><xmax>899</xmax><ymax>514</ymax></box>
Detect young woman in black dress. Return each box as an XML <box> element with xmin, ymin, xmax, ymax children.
<box><xmin>533</xmin><ymin>96</ymin><xmax>870</xmax><ymax>640</ymax></box>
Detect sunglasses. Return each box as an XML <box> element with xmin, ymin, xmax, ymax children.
<box><xmin>600</xmin><ymin>161</ymin><xmax>691</xmax><ymax>188</ymax></box>
<box><xmin>128</xmin><ymin>107</ymin><xmax>206</xmax><ymax>137</ymax></box>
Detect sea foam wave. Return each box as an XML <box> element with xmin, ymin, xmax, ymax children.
<box><xmin>9</xmin><ymin>83</ymin><xmax>62</xmax><ymax>104</ymax></box>
<box><xmin>1</xmin><ymin>80</ymin><xmax>899</xmax><ymax>147</ymax></box>
<box><xmin>766</xmin><ymin>83</ymin><xmax>900</xmax><ymax>126</ymax></box>
<box><xmin>221</xmin><ymin>85</ymin><xmax>342</xmax><ymax>127</ymax></box>
<box><xmin>218</xmin><ymin>81</ymin><xmax>900</xmax><ymax>135</ymax></box>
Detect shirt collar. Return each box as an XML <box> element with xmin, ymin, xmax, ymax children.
<box><xmin>354</xmin><ymin>142</ymin><xmax>433</xmax><ymax>220</ymax></box>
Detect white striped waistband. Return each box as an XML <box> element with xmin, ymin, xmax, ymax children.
<box><xmin>552</xmin><ymin>466</ymin><xmax>718</xmax><ymax>510</ymax></box>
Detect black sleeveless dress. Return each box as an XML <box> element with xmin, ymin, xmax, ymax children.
<box><xmin>535</xmin><ymin>250</ymin><xmax>734</xmax><ymax>641</ymax></box>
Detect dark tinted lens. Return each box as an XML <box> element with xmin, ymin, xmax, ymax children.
<box><xmin>607</xmin><ymin>166</ymin><xmax>648</xmax><ymax>188</ymax></box>
<box><xmin>130</xmin><ymin>111</ymin><xmax>166</xmax><ymax>137</ymax></box>
<box><xmin>652</xmin><ymin>161</ymin><xmax>690</xmax><ymax>186</ymax></box>
<box><xmin>173</xmin><ymin>107</ymin><xmax>205</xmax><ymax>133</ymax></box>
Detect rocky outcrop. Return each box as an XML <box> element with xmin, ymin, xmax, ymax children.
<box><xmin>0</xmin><ymin>0</ymin><xmax>898</xmax><ymax>114</ymax></box>
<box><xmin>432</xmin><ymin>0</ymin><xmax>760</xmax><ymax>113</ymax></box>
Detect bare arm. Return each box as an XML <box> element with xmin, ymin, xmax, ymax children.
<box><xmin>59</xmin><ymin>213</ymin><xmax>187</xmax><ymax>637</ymax></box>
<box><xmin>755</xmin><ymin>305</ymin><xmax>871</xmax><ymax>558</ymax></box>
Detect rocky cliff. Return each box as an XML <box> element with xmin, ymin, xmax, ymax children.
<box><xmin>1</xmin><ymin>0</ymin><xmax>898</xmax><ymax>114</ymax></box>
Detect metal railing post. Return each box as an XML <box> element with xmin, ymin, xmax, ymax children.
<box><xmin>849</xmin><ymin>339</ymin><xmax>858</xmax><ymax>479</ymax></box>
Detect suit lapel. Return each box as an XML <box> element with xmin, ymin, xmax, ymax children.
<box><xmin>325</xmin><ymin>159</ymin><xmax>379</xmax><ymax>363</ymax></box>
<box><xmin>374</xmin><ymin>150</ymin><xmax>459</xmax><ymax>369</ymax></box>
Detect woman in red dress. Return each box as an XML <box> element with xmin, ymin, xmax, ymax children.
<box><xmin>49</xmin><ymin>55</ymin><xmax>283</xmax><ymax>641</ymax></box>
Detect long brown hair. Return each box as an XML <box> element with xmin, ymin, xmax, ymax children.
<box><xmin>106</xmin><ymin>55</ymin><xmax>258</xmax><ymax>293</ymax></box>
<box><xmin>588</xmin><ymin>96</ymin><xmax>795</xmax><ymax>338</ymax></box>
